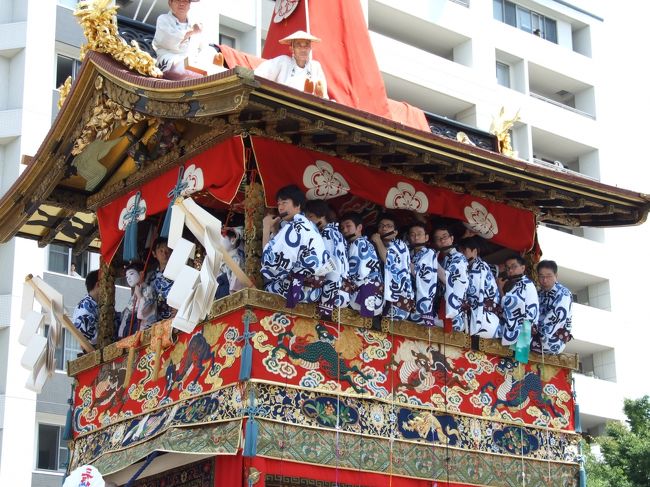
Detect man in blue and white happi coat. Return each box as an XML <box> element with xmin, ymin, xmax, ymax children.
<box><xmin>532</xmin><ymin>260</ymin><xmax>573</xmax><ymax>354</ymax></box>
<box><xmin>459</xmin><ymin>237</ymin><xmax>501</xmax><ymax>338</ymax></box>
<box><xmin>145</xmin><ymin>237</ymin><xmax>175</xmax><ymax>322</ymax></box>
<box><xmin>371</xmin><ymin>214</ymin><xmax>413</xmax><ymax>320</ymax></box>
<box><xmin>432</xmin><ymin>225</ymin><xmax>469</xmax><ymax>332</ymax></box>
<box><xmin>72</xmin><ymin>270</ymin><xmax>101</xmax><ymax>345</ymax></box>
<box><xmin>499</xmin><ymin>254</ymin><xmax>539</xmax><ymax>347</ymax></box>
<box><xmin>407</xmin><ymin>223</ymin><xmax>438</xmax><ymax>326</ymax></box>
<box><xmin>305</xmin><ymin>200</ymin><xmax>350</xmax><ymax>318</ymax></box>
<box><xmin>340</xmin><ymin>212</ymin><xmax>383</xmax><ymax>317</ymax></box>
<box><xmin>262</xmin><ymin>185</ymin><xmax>329</xmax><ymax>307</ymax></box>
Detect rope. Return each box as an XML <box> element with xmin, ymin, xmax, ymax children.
<box><xmin>388</xmin><ymin>310</ymin><xmax>396</xmax><ymax>487</ymax></box>
<box><xmin>539</xmin><ymin>338</ymin><xmax>553</xmax><ymax>483</ymax></box>
<box><xmin>442</xmin><ymin>320</ymin><xmax>452</xmax><ymax>487</ymax></box>
<box><xmin>334</xmin><ymin>293</ymin><xmax>342</xmax><ymax>487</ymax></box>
<box><xmin>517</xmin><ymin>359</ymin><xmax>526</xmax><ymax>487</ymax></box>
<box><xmin>127</xmin><ymin>213</ymin><xmax>164</xmax><ymax>337</ymax></box>
<box><xmin>427</xmin><ymin>326</ymin><xmax>437</xmax><ymax>487</ymax></box>
<box><xmin>124</xmin><ymin>451</ymin><xmax>160</xmax><ymax>487</ymax></box>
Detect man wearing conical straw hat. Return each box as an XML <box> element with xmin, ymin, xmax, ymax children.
<box><xmin>255</xmin><ymin>30</ymin><xmax>329</xmax><ymax>99</ymax></box>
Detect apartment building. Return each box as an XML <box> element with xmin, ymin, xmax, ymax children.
<box><xmin>0</xmin><ymin>1</ymin><xmax>647</xmax><ymax>485</ymax></box>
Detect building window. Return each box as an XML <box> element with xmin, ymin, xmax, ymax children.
<box><xmin>37</xmin><ymin>424</ymin><xmax>68</xmax><ymax>472</ymax></box>
<box><xmin>56</xmin><ymin>54</ymin><xmax>81</xmax><ymax>89</ymax></box>
<box><xmin>493</xmin><ymin>0</ymin><xmax>557</xmax><ymax>43</ymax></box>
<box><xmin>46</xmin><ymin>326</ymin><xmax>83</xmax><ymax>371</ymax></box>
<box><xmin>496</xmin><ymin>61</ymin><xmax>510</xmax><ymax>87</ymax></box>
<box><xmin>47</xmin><ymin>245</ymin><xmax>94</xmax><ymax>277</ymax></box>
<box><xmin>47</xmin><ymin>244</ymin><xmax>70</xmax><ymax>275</ymax></box>
<box><xmin>219</xmin><ymin>33</ymin><xmax>236</xmax><ymax>48</ymax></box>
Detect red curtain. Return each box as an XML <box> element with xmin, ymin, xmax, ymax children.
<box><xmin>97</xmin><ymin>136</ymin><xmax>246</xmax><ymax>262</ymax></box>
<box><xmin>252</xmin><ymin>136</ymin><xmax>536</xmax><ymax>252</ymax></box>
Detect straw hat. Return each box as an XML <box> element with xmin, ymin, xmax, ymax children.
<box><xmin>279</xmin><ymin>30</ymin><xmax>321</xmax><ymax>44</ymax></box>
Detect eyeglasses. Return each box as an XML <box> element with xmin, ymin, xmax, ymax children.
<box><xmin>433</xmin><ymin>233</ymin><xmax>451</xmax><ymax>242</ymax></box>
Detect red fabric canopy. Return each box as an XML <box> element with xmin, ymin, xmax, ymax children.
<box><xmin>97</xmin><ymin>136</ymin><xmax>246</xmax><ymax>262</ymax></box>
<box><xmin>262</xmin><ymin>0</ymin><xmax>391</xmax><ymax>119</ymax></box>
<box><xmin>252</xmin><ymin>136</ymin><xmax>535</xmax><ymax>252</ymax></box>
<box><xmin>219</xmin><ymin>44</ymin><xmax>263</xmax><ymax>70</ymax></box>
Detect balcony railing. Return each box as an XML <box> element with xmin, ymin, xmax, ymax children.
<box><xmin>531</xmin><ymin>157</ymin><xmax>599</xmax><ymax>181</ymax></box>
<box><xmin>424</xmin><ymin>111</ymin><xmax>497</xmax><ymax>151</ymax></box>
<box><xmin>529</xmin><ymin>91</ymin><xmax>595</xmax><ymax>119</ymax></box>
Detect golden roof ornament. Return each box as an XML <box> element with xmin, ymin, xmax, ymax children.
<box><xmin>57</xmin><ymin>75</ymin><xmax>73</xmax><ymax>109</ymax></box>
<box><xmin>74</xmin><ymin>0</ymin><xmax>162</xmax><ymax>78</ymax></box>
<box><xmin>490</xmin><ymin>106</ymin><xmax>520</xmax><ymax>158</ymax></box>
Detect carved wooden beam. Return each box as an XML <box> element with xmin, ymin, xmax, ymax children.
<box><xmin>73</xmin><ymin>227</ymin><xmax>100</xmax><ymax>255</ymax></box>
<box><xmin>43</xmin><ymin>188</ymin><xmax>89</xmax><ymax>213</ymax></box>
<box><xmin>37</xmin><ymin>210</ymin><xmax>77</xmax><ymax>248</ymax></box>
<box><xmin>87</xmin><ymin>129</ymin><xmax>231</xmax><ymax>210</ymax></box>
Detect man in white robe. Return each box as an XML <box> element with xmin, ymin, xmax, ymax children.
<box><xmin>499</xmin><ymin>255</ymin><xmax>539</xmax><ymax>347</ymax></box>
<box><xmin>340</xmin><ymin>212</ymin><xmax>383</xmax><ymax>317</ymax></box>
<box><xmin>262</xmin><ymin>185</ymin><xmax>328</xmax><ymax>307</ymax></box>
<box><xmin>153</xmin><ymin>0</ymin><xmax>224</xmax><ymax>80</ymax></box>
<box><xmin>532</xmin><ymin>260</ymin><xmax>573</xmax><ymax>354</ymax></box>
<box><xmin>371</xmin><ymin>215</ymin><xmax>413</xmax><ymax>320</ymax></box>
<box><xmin>255</xmin><ymin>30</ymin><xmax>329</xmax><ymax>99</ymax></box>
<box><xmin>432</xmin><ymin>226</ymin><xmax>469</xmax><ymax>332</ymax></box>
<box><xmin>407</xmin><ymin>223</ymin><xmax>438</xmax><ymax>326</ymax></box>
<box><xmin>459</xmin><ymin>237</ymin><xmax>501</xmax><ymax>338</ymax></box>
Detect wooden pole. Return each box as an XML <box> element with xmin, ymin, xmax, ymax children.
<box><xmin>244</xmin><ymin>181</ymin><xmax>265</xmax><ymax>289</ymax></box>
<box><xmin>25</xmin><ymin>275</ymin><xmax>94</xmax><ymax>353</ymax></box>
<box><xmin>97</xmin><ymin>259</ymin><xmax>116</xmax><ymax>349</ymax></box>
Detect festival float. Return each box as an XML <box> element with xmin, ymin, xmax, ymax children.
<box><xmin>1</xmin><ymin>1</ymin><xmax>649</xmax><ymax>486</ymax></box>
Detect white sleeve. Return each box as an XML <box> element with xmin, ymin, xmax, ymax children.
<box><xmin>153</xmin><ymin>14</ymin><xmax>185</xmax><ymax>52</ymax></box>
<box><xmin>254</xmin><ymin>57</ymin><xmax>282</xmax><ymax>82</ymax></box>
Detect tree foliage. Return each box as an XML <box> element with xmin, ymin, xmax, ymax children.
<box><xmin>586</xmin><ymin>396</ymin><xmax>650</xmax><ymax>487</ymax></box>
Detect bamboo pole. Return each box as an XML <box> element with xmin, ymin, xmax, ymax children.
<box><xmin>25</xmin><ymin>275</ymin><xmax>95</xmax><ymax>353</ymax></box>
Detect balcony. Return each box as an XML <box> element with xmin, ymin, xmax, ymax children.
<box><xmin>0</xmin><ymin>109</ymin><xmax>22</xmax><ymax>144</ymax></box>
<box><xmin>42</xmin><ymin>271</ymin><xmax>131</xmax><ymax>316</ymax></box>
<box><xmin>573</xmin><ymin>373</ymin><xmax>625</xmax><ymax>431</ymax></box>
<box><xmin>0</xmin><ymin>294</ymin><xmax>11</xmax><ymax>327</ymax></box>
<box><xmin>529</xmin><ymin>92</ymin><xmax>594</xmax><ymax>119</ymax></box>
<box><xmin>567</xmin><ymin>303</ymin><xmax>612</xmax><ymax>353</ymax></box>
<box><xmin>0</xmin><ymin>21</ymin><xmax>26</xmax><ymax>57</ymax></box>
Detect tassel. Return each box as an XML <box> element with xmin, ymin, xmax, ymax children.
<box><xmin>574</xmin><ymin>402</ymin><xmax>582</xmax><ymax>433</ymax></box>
<box><xmin>160</xmin><ymin>203</ymin><xmax>173</xmax><ymax>238</ymax></box>
<box><xmin>578</xmin><ymin>465</ymin><xmax>587</xmax><ymax>487</ymax></box>
<box><xmin>123</xmin><ymin>192</ymin><xmax>142</xmax><ymax>262</ymax></box>
<box><xmin>62</xmin><ymin>394</ymin><xmax>73</xmax><ymax>441</ymax></box>
<box><xmin>243</xmin><ymin>389</ymin><xmax>258</xmax><ymax>457</ymax></box>
<box><xmin>243</xmin><ymin>417</ymin><xmax>259</xmax><ymax>457</ymax></box>
<box><xmin>238</xmin><ymin>311</ymin><xmax>254</xmax><ymax>381</ymax></box>
<box><xmin>161</xmin><ymin>167</ymin><xmax>187</xmax><ymax>238</ymax></box>
<box><xmin>514</xmin><ymin>319</ymin><xmax>532</xmax><ymax>364</ymax></box>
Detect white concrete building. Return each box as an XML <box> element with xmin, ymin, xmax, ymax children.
<box><xmin>0</xmin><ymin>0</ymin><xmax>648</xmax><ymax>485</ymax></box>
